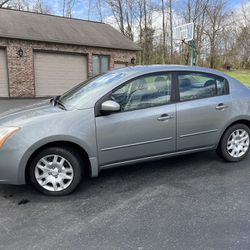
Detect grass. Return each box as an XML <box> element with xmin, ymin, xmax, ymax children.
<box><xmin>222</xmin><ymin>70</ymin><xmax>250</xmax><ymax>87</ymax></box>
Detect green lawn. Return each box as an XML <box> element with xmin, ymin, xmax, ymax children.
<box><xmin>222</xmin><ymin>70</ymin><xmax>250</xmax><ymax>87</ymax></box>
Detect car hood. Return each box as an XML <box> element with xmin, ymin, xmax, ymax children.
<box><xmin>0</xmin><ymin>100</ymin><xmax>65</xmax><ymax>127</ymax></box>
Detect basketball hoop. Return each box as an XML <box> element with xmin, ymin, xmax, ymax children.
<box><xmin>173</xmin><ymin>23</ymin><xmax>194</xmax><ymax>42</ymax></box>
<box><xmin>173</xmin><ymin>22</ymin><xmax>195</xmax><ymax>66</ymax></box>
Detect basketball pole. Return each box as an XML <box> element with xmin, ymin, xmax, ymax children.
<box><xmin>182</xmin><ymin>39</ymin><xmax>196</xmax><ymax>66</ymax></box>
<box><xmin>189</xmin><ymin>40</ymin><xmax>196</xmax><ymax>66</ymax></box>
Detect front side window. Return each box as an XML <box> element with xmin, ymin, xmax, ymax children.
<box><xmin>93</xmin><ymin>55</ymin><xmax>110</xmax><ymax>75</ymax></box>
<box><xmin>111</xmin><ymin>73</ymin><xmax>172</xmax><ymax>112</ymax></box>
<box><xmin>177</xmin><ymin>72</ymin><xmax>228</xmax><ymax>101</ymax></box>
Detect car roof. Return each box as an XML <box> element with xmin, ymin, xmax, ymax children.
<box><xmin>112</xmin><ymin>65</ymin><xmax>230</xmax><ymax>79</ymax></box>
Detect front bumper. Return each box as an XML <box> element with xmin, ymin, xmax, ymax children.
<box><xmin>0</xmin><ymin>140</ymin><xmax>28</xmax><ymax>185</ymax></box>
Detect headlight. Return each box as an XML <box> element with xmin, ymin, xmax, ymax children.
<box><xmin>0</xmin><ymin>127</ymin><xmax>20</xmax><ymax>148</ymax></box>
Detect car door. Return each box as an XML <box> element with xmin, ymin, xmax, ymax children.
<box><xmin>95</xmin><ymin>72</ymin><xmax>176</xmax><ymax>166</ymax></box>
<box><xmin>176</xmin><ymin>71</ymin><xmax>232</xmax><ymax>151</ymax></box>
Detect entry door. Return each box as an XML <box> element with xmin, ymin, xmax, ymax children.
<box><xmin>96</xmin><ymin>73</ymin><xmax>176</xmax><ymax>166</ymax></box>
<box><xmin>176</xmin><ymin>71</ymin><xmax>231</xmax><ymax>151</ymax></box>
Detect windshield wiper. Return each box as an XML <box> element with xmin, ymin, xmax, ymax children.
<box><xmin>57</xmin><ymin>101</ymin><xmax>67</xmax><ymax>110</ymax></box>
<box><xmin>50</xmin><ymin>96</ymin><xmax>67</xmax><ymax>110</ymax></box>
<box><xmin>50</xmin><ymin>96</ymin><xmax>59</xmax><ymax>106</ymax></box>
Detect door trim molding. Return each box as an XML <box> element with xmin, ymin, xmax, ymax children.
<box><xmin>101</xmin><ymin>146</ymin><xmax>214</xmax><ymax>169</ymax></box>
<box><xmin>180</xmin><ymin>129</ymin><xmax>218</xmax><ymax>138</ymax></box>
<box><xmin>101</xmin><ymin>137</ymin><xmax>173</xmax><ymax>152</ymax></box>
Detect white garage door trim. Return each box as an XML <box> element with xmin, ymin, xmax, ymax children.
<box><xmin>34</xmin><ymin>51</ymin><xmax>88</xmax><ymax>97</ymax></box>
<box><xmin>0</xmin><ymin>49</ymin><xmax>9</xmax><ymax>97</ymax></box>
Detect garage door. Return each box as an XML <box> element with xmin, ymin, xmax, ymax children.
<box><xmin>34</xmin><ymin>52</ymin><xmax>87</xmax><ymax>97</ymax></box>
<box><xmin>0</xmin><ymin>49</ymin><xmax>9</xmax><ymax>97</ymax></box>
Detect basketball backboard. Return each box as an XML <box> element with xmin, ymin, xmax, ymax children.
<box><xmin>173</xmin><ymin>23</ymin><xmax>194</xmax><ymax>42</ymax></box>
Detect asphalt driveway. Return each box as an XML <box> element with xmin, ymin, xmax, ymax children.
<box><xmin>0</xmin><ymin>99</ymin><xmax>249</xmax><ymax>250</ymax></box>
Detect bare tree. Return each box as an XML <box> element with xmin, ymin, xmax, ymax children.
<box><xmin>233</xmin><ymin>0</ymin><xmax>250</xmax><ymax>68</ymax></box>
<box><xmin>169</xmin><ymin>0</ymin><xmax>173</xmax><ymax>63</ymax></box>
<box><xmin>107</xmin><ymin>0</ymin><xmax>125</xmax><ymax>35</ymax></box>
<box><xmin>204</xmin><ymin>0</ymin><xmax>229</xmax><ymax>68</ymax></box>
<box><xmin>32</xmin><ymin>0</ymin><xmax>51</xmax><ymax>14</ymax></box>
<box><xmin>161</xmin><ymin>0</ymin><xmax>167</xmax><ymax>63</ymax></box>
<box><xmin>0</xmin><ymin>0</ymin><xmax>51</xmax><ymax>12</ymax></box>
<box><xmin>242</xmin><ymin>0</ymin><xmax>250</xmax><ymax>24</ymax></box>
<box><xmin>135</xmin><ymin>0</ymin><xmax>144</xmax><ymax>64</ymax></box>
<box><xmin>95</xmin><ymin>0</ymin><xmax>103</xmax><ymax>21</ymax></box>
<box><xmin>181</xmin><ymin>0</ymin><xmax>209</xmax><ymax>65</ymax></box>
<box><xmin>124</xmin><ymin>0</ymin><xmax>134</xmax><ymax>40</ymax></box>
<box><xmin>0</xmin><ymin>0</ymin><xmax>10</xmax><ymax>8</ymax></box>
<box><xmin>106</xmin><ymin>0</ymin><xmax>136</xmax><ymax>40</ymax></box>
<box><xmin>62</xmin><ymin>0</ymin><xmax>76</xmax><ymax>17</ymax></box>
<box><xmin>237</xmin><ymin>26</ymin><xmax>250</xmax><ymax>68</ymax></box>
<box><xmin>87</xmin><ymin>0</ymin><xmax>91</xmax><ymax>20</ymax></box>
<box><xmin>1</xmin><ymin>0</ymin><xmax>250</xmax><ymax>69</ymax></box>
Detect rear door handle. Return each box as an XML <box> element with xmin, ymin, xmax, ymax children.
<box><xmin>157</xmin><ymin>114</ymin><xmax>174</xmax><ymax>121</ymax></box>
<box><xmin>216</xmin><ymin>103</ymin><xmax>229</xmax><ymax>111</ymax></box>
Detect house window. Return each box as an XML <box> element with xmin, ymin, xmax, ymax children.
<box><xmin>93</xmin><ymin>55</ymin><xmax>110</xmax><ymax>75</ymax></box>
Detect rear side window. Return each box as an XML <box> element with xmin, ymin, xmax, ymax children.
<box><xmin>177</xmin><ymin>72</ymin><xmax>228</xmax><ymax>101</ymax></box>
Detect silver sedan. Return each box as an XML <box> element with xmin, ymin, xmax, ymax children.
<box><xmin>0</xmin><ymin>65</ymin><xmax>249</xmax><ymax>195</ymax></box>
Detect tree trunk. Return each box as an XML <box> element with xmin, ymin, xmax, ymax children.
<box><xmin>169</xmin><ymin>0</ymin><xmax>173</xmax><ymax>63</ymax></box>
<box><xmin>0</xmin><ymin>0</ymin><xmax>10</xmax><ymax>8</ymax></box>
<box><xmin>161</xmin><ymin>0</ymin><xmax>166</xmax><ymax>64</ymax></box>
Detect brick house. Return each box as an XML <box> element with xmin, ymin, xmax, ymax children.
<box><xmin>0</xmin><ymin>8</ymin><xmax>140</xmax><ymax>98</ymax></box>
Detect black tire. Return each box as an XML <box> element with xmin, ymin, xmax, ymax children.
<box><xmin>217</xmin><ymin>123</ymin><xmax>250</xmax><ymax>162</ymax></box>
<box><xmin>29</xmin><ymin>146</ymin><xmax>83</xmax><ymax>196</ymax></box>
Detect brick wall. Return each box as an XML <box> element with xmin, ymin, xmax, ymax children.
<box><xmin>0</xmin><ymin>38</ymin><xmax>136</xmax><ymax>97</ymax></box>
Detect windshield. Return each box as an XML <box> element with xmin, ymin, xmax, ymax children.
<box><xmin>59</xmin><ymin>71</ymin><xmax>129</xmax><ymax>109</ymax></box>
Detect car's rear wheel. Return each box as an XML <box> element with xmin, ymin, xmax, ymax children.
<box><xmin>29</xmin><ymin>147</ymin><xmax>83</xmax><ymax>196</ymax></box>
<box><xmin>217</xmin><ymin>123</ymin><xmax>250</xmax><ymax>162</ymax></box>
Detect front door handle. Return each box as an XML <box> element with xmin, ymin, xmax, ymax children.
<box><xmin>216</xmin><ymin>103</ymin><xmax>229</xmax><ymax>111</ymax></box>
<box><xmin>157</xmin><ymin>114</ymin><xmax>174</xmax><ymax>121</ymax></box>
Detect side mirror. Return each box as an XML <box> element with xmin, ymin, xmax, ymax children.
<box><xmin>101</xmin><ymin>100</ymin><xmax>120</xmax><ymax>113</ymax></box>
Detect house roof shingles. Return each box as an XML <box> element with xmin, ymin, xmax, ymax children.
<box><xmin>0</xmin><ymin>8</ymin><xmax>140</xmax><ymax>51</ymax></box>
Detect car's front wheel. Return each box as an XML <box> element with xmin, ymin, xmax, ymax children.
<box><xmin>29</xmin><ymin>146</ymin><xmax>83</xmax><ymax>196</ymax></box>
<box><xmin>217</xmin><ymin>123</ymin><xmax>250</xmax><ymax>162</ymax></box>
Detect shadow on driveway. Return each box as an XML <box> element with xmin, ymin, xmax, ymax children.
<box><xmin>0</xmin><ymin>150</ymin><xmax>249</xmax><ymax>250</ymax></box>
